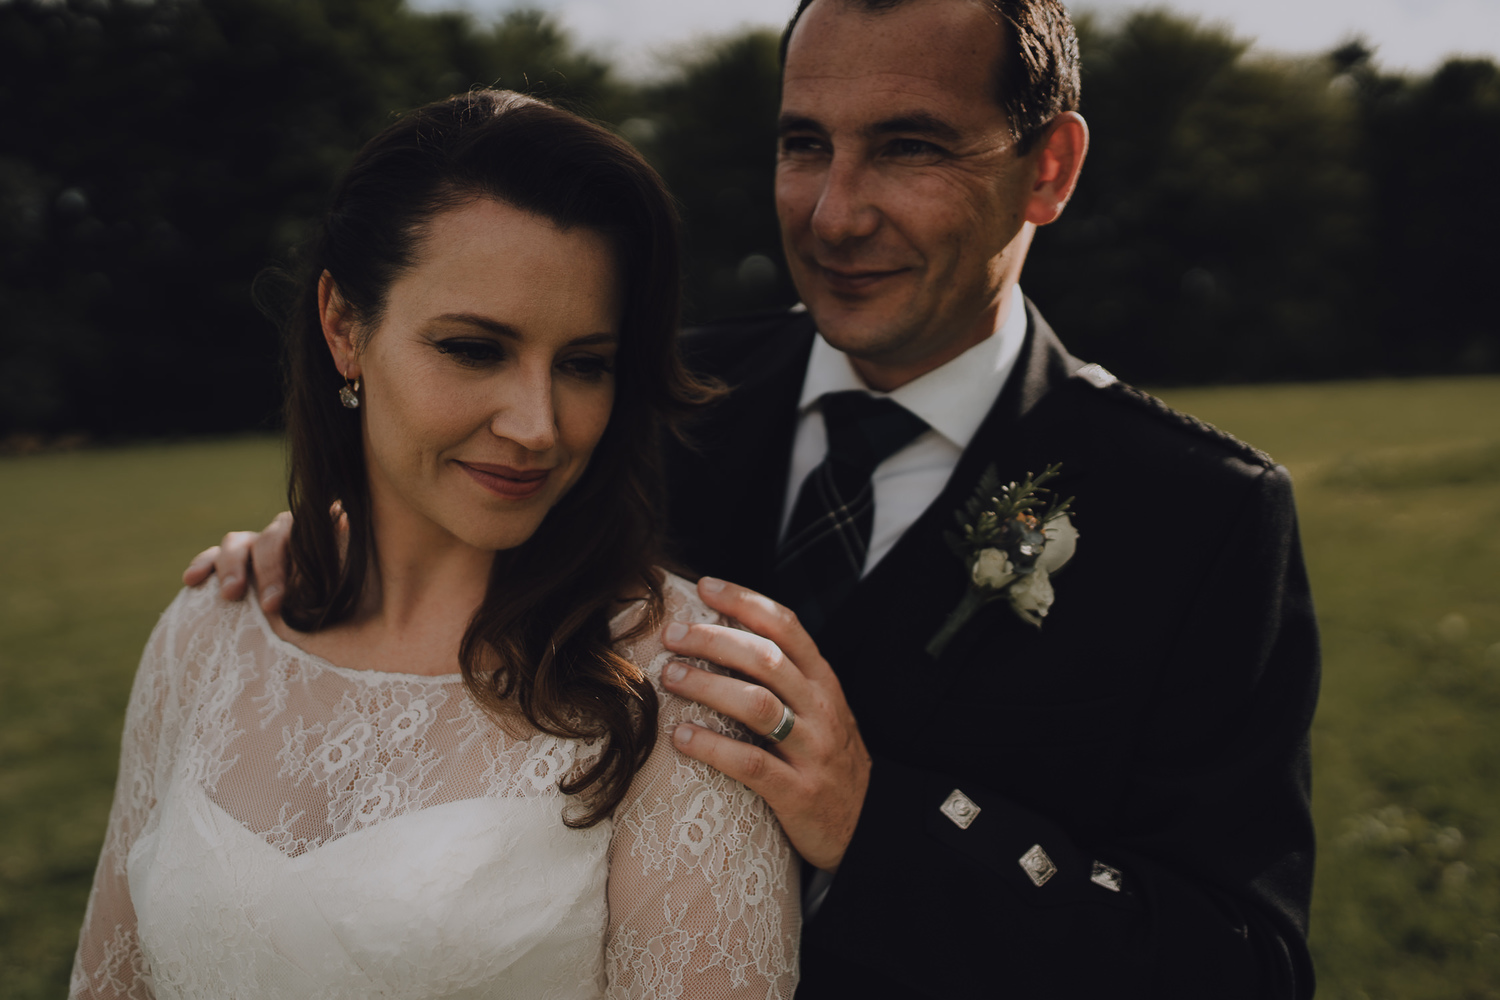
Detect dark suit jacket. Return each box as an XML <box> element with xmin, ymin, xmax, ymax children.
<box><xmin>663</xmin><ymin>302</ymin><xmax>1319</xmax><ymax>999</ymax></box>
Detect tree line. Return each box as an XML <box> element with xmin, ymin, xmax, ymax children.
<box><xmin>2</xmin><ymin>0</ymin><xmax>1496</xmax><ymax>437</ymax></box>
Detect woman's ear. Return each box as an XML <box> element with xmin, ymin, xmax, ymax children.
<box><xmin>318</xmin><ymin>271</ymin><xmax>360</xmax><ymax>378</ymax></box>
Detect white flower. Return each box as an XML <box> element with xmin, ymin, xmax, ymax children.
<box><xmin>675</xmin><ymin>787</ymin><xmax>729</xmax><ymax>856</ymax></box>
<box><xmin>388</xmin><ymin>698</ymin><xmax>433</xmax><ymax>742</ymax></box>
<box><xmin>522</xmin><ymin>738</ymin><xmax>579</xmax><ymax>791</ymax></box>
<box><xmin>971</xmin><ymin>547</ymin><xmax>1017</xmax><ymax>590</ymax></box>
<box><xmin>351</xmin><ymin>771</ymin><xmax>406</xmax><ymax>826</ymax></box>
<box><xmin>317</xmin><ymin>720</ymin><xmax>374</xmax><ymax>776</ymax></box>
<box><xmin>1038</xmin><ymin>515</ymin><xmax>1079</xmax><ymax>573</ymax></box>
<box><xmin>1008</xmin><ymin>567</ymin><xmax>1056</xmax><ymax>626</ymax></box>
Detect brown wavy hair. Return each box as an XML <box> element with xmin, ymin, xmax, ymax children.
<box><xmin>268</xmin><ymin>90</ymin><xmax>716</xmax><ymax>827</ymax></box>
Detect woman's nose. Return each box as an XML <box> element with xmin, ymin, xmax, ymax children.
<box><xmin>490</xmin><ymin>370</ymin><xmax>557</xmax><ymax>453</ymax></box>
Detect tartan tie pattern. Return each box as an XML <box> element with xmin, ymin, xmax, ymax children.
<box><xmin>774</xmin><ymin>391</ymin><xmax>929</xmax><ymax>638</ymax></box>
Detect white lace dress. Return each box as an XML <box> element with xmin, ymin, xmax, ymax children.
<box><xmin>70</xmin><ymin>572</ymin><xmax>799</xmax><ymax>1000</ymax></box>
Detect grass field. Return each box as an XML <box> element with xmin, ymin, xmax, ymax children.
<box><xmin>2</xmin><ymin>376</ymin><xmax>1498</xmax><ymax>998</ymax></box>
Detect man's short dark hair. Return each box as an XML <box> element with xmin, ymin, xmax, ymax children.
<box><xmin>778</xmin><ymin>0</ymin><xmax>1081</xmax><ymax>152</ymax></box>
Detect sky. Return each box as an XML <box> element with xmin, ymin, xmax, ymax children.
<box><xmin>410</xmin><ymin>0</ymin><xmax>1500</xmax><ymax>78</ymax></box>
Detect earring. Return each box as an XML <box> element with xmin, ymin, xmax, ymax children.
<box><xmin>339</xmin><ymin>375</ymin><xmax>361</xmax><ymax>409</ymax></box>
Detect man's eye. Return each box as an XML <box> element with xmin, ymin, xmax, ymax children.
<box><xmin>435</xmin><ymin>339</ymin><xmax>504</xmax><ymax>367</ymax></box>
<box><xmin>780</xmin><ymin>135</ymin><xmax>827</xmax><ymax>156</ymax></box>
<box><xmin>889</xmin><ymin>138</ymin><xmax>944</xmax><ymax>159</ymax></box>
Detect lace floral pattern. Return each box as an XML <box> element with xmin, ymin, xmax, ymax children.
<box><xmin>71</xmin><ymin>573</ymin><xmax>798</xmax><ymax>999</ymax></box>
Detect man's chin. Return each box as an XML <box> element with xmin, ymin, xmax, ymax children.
<box><xmin>804</xmin><ymin>302</ymin><xmax>915</xmax><ymax>362</ymax></box>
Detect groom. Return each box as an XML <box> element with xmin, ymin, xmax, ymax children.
<box><xmin>197</xmin><ymin>0</ymin><xmax>1319</xmax><ymax>995</ymax></box>
<box><xmin>653</xmin><ymin>1</ymin><xmax>1316</xmax><ymax>997</ymax></box>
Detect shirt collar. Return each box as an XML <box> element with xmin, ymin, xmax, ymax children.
<box><xmin>796</xmin><ymin>288</ymin><xmax>1029</xmax><ymax>451</ymax></box>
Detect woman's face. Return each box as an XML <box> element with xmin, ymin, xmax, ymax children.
<box><xmin>324</xmin><ymin>197</ymin><xmax>623</xmax><ymax>553</ymax></box>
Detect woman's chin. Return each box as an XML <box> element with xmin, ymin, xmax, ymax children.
<box><xmin>446</xmin><ymin>517</ymin><xmax>546</xmax><ymax>554</ymax></box>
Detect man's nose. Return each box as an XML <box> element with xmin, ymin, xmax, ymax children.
<box><xmin>491</xmin><ymin>369</ymin><xmax>557</xmax><ymax>453</ymax></box>
<box><xmin>809</xmin><ymin>156</ymin><xmax>879</xmax><ymax>245</ymax></box>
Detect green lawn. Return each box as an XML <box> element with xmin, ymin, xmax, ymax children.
<box><xmin>0</xmin><ymin>438</ymin><xmax>288</xmax><ymax>997</ymax></box>
<box><xmin>1157</xmin><ymin>377</ymin><xmax>1500</xmax><ymax>999</ymax></box>
<box><xmin>3</xmin><ymin>376</ymin><xmax>1498</xmax><ymax>997</ymax></box>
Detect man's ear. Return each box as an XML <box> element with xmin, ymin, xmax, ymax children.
<box><xmin>1024</xmin><ymin>112</ymin><xmax>1089</xmax><ymax>227</ymax></box>
<box><xmin>317</xmin><ymin>270</ymin><xmax>361</xmax><ymax>378</ymax></box>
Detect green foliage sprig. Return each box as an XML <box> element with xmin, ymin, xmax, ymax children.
<box><xmin>945</xmin><ymin>463</ymin><xmax>1074</xmax><ymax>559</ymax></box>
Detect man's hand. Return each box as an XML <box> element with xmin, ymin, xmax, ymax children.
<box><xmin>661</xmin><ymin>577</ymin><xmax>870</xmax><ymax>872</ymax></box>
<box><xmin>181</xmin><ymin>512</ymin><xmax>294</xmax><ymax>614</ymax></box>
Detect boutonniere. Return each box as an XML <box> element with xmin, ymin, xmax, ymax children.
<box><xmin>925</xmin><ymin>463</ymin><xmax>1078</xmax><ymax>658</ymax></box>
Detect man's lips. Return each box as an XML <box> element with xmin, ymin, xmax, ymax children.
<box><xmin>455</xmin><ymin>461</ymin><xmax>551</xmax><ymax>500</ymax></box>
<box><xmin>814</xmin><ymin>263</ymin><xmax>909</xmax><ymax>294</ymax></box>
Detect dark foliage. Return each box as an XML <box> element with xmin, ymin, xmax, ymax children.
<box><xmin>0</xmin><ymin>0</ymin><xmax>614</xmax><ymax>435</ymax></box>
<box><xmin>627</xmin><ymin>30</ymin><xmax>797</xmax><ymax>323</ymax></box>
<box><xmin>1</xmin><ymin>1</ymin><xmax>1495</xmax><ymax>435</ymax></box>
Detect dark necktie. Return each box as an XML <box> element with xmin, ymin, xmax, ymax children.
<box><xmin>773</xmin><ymin>391</ymin><xmax>929</xmax><ymax>638</ymax></box>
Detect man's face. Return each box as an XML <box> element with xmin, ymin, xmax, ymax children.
<box><xmin>776</xmin><ymin>0</ymin><xmax>1039</xmax><ymax>390</ymax></box>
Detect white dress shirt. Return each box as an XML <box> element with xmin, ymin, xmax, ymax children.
<box><xmin>778</xmin><ymin>289</ymin><xmax>1029</xmax><ymax>575</ymax></box>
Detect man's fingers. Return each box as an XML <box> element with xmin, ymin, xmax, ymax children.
<box><xmin>662</xmin><ymin>621</ymin><xmax>811</xmax><ymax>708</ymax></box>
<box><xmin>672</xmin><ymin>722</ymin><xmax>798</xmax><ymax>797</ymax></box>
<box><xmin>182</xmin><ymin>546</ymin><xmax>221</xmax><ymax>586</ymax></box>
<box><xmin>212</xmin><ymin>531</ymin><xmax>258</xmax><ymax>600</ymax></box>
<box><xmin>662</xmin><ymin>660</ymin><xmax>794</xmax><ymax>740</ymax></box>
<box><xmin>252</xmin><ymin>512</ymin><xmax>293</xmax><ymax>613</ymax></box>
<box><xmin>695</xmin><ymin>577</ymin><xmax>832</xmax><ymax>682</ymax></box>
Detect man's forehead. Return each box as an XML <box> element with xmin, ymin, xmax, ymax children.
<box><xmin>781</xmin><ymin>0</ymin><xmax>1007</xmax><ymax>121</ymax></box>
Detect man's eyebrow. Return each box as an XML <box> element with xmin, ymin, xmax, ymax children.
<box><xmin>777</xmin><ymin>113</ymin><xmax>825</xmax><ymax>136</ymax></box>
<box><xmin>432</xmin><ymin>314</ymin><xmax>617</xmax><ymax>347</ymax></box>
<box><xmin>776</xmin><ymin>111</ymin><xmax>964</xmax><ymax>145</ymax></box>
<box><xmin>867</xmin><ymin>112</ymin><xmax>962</xmax><ymax>144</ymax></box>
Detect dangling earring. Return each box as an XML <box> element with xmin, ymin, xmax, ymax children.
<box><xmin>339</xmin><ymin>374</ymin><xmax>361</xmax><ymax>409</ymax></box>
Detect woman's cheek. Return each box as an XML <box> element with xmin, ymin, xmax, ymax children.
<box><xmin>562</xmin><ymin>380</ymin><xmax>615</xmax><ymax>451</ymax></box>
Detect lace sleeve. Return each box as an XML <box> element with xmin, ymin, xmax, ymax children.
<box><xmin>71</xmin><ymin>588</ymin><xmax>201</xmax><ymax>999</ymax></box>
<box><xmin>604</xmin><ymin>586</ymin><xmax>800</xmax><ymax>999</ymax></box>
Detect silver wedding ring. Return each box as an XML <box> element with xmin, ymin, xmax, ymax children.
<box><xmin>764</xmin><ymin>702</ymin><xmax>796</xmax><ymax>744</ymax></box>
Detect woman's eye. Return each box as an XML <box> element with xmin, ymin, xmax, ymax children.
<box><xmin>560</xmin><ymin>354</ymin><xmax>616</xmax><ymax>380</ymax></box>
<box><xmin>435</xmin><ymin>339</ymin><xmax>504</xmax><ymax>367</ymax></box>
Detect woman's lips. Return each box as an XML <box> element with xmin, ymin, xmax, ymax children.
<box><xmin>456</xmin><ymin>461</ymin><xmax>551</xmax><ymax>500</ymax></box>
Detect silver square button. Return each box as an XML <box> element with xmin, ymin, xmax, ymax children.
<box><xmin>939</xmin><ymin>789</ymin><xmax>981</xmax><ymax>829</ymax></box>
<box><xmin>1090</xmin><ymin>860</ymin><xmax>1123</xmax><ymax>892</ymax></box>
<box><xmin>1019</xmin><ymin>844</ymin><xmax>1057</xmax><ymax>887</ymax></box>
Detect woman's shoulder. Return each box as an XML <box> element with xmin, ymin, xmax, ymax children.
<box><xmin>622</xmin><ymin>572</ymin><xmax>754</xmax><ymax>738</ymax></box>
<box><xmin>146</xmin><ymin>581</ymin><xmax>259</xmax><ymax>670</ymax></box>
<box><xmin>160</xmin><ymin>578</ymin><xmax>255</xmax><ymax>630</ymax></box>
<box><xmin>656</xmin><ymin>569</ymin><xmax>718</xmax><ymax>625</ymax></box>
<box><xmin>611</xmin><ymin>569</ymin><xmax>723</xmax><ymax>688</ymax></box>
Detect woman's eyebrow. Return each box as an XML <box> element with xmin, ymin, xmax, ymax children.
<box><xmin>432</xmin><ymin>314</ymin><xmax>618</xmax><ymax>348</ymax></box>
<box><xmin>432</xmin><ymin>312</ymin><xmax>519</xmax><ymax>338</ymax></box>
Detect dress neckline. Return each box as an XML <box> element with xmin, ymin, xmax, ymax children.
<box><xmin>242</xmin><ymin>581</ymin><xmax>660</xmax><ymax>685</ymax></box>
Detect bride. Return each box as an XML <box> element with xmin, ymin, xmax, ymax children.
<box><xmin>70</xmin><ymin>90</ymin><xmax>799</xmax><ymax>999</ymax></box>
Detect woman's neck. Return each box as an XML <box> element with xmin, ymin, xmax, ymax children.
<box><xmin>272</xmin><ymin>482</ymin><xmax>496</xmax><ymax>677</ymax></box>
